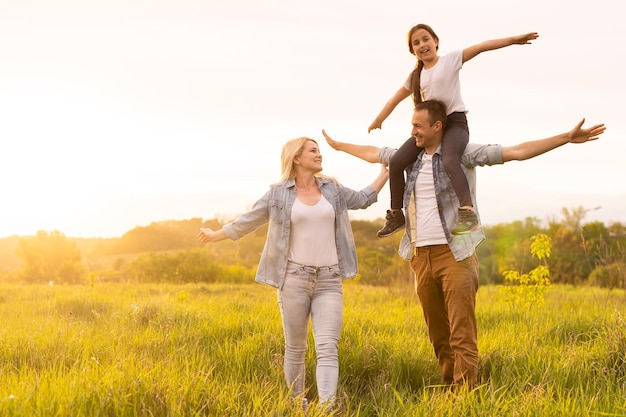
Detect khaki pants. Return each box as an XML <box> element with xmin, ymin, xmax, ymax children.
<box><xmin>410</xmin><ymin>244</ymin><xmax>479</xmax><ymax>388</ymax></box>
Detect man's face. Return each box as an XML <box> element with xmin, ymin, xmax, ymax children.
<box><xmin>411</xmin><ymin>109</ymin><xmax>441</xmax><ymax>151</ymax></box>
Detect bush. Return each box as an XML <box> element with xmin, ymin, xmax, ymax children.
<box><xmin>589</xmin><ymin>262</ymin><xmax>626</xmax><ymax>289</ymax></box>
<box><xmin>121</xmin><ymin>249</ymin><xmax>255</xmax><ymax>284</ymax></box>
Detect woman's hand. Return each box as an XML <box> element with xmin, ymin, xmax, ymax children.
<box><xmin>370</xmin><ymin>163</ymin><xmax>390</xmax><ymax>193</ymax></box>
<box><xmin>379</xmin><ymin>163</ymin><xmax>390</xmax><ymax>179</ymax></box>
<box><xmin>198</xmin><ymin>228</ymin><xmax>220</xmax><ymax>244</ymax></box>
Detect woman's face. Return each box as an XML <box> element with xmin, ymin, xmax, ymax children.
<box><xmin>410</xmin><ymin>28</ymin><xmax>438</xmax><ymax>62</ymax></box>
<box><xmin>295</xmin><ymin>140</ymin><xmax>323</xmax><ymax>173</ymax></box>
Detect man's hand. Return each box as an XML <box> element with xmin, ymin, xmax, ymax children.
<box><xmin>568</xmin><ymin>119</ymin><xmax>606</xmax><ymax>144</ymax></box>
<box><xmin>512</xmin><ymin>32</ymin><xmax>539</xmax><ymax>45</ymax></box>
<box><xmin>322</xmin><ymin>129</ymin><xmax>340</xmax><ymax>151</ymax></box>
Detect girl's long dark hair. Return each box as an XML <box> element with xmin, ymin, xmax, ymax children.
<box><xmin>407</xmin><ymin>24</ymin><xmax>439</xmax><ymax>107</ymax></box>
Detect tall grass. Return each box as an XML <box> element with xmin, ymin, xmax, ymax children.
<box><xmin>0</xmin><ymin>282</ymin><xmax>624</xmax><ymax>416</ymax></box>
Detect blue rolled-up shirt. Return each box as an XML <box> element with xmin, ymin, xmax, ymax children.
<box><xmin>379</xmin><ymin>143</ymin><xmax>504</xmax><ymax>261</ymax></box>
<box><xmin>223</xmin><ymin>177</ymin><xmax>378</xmax><ymax>288</ymax></box>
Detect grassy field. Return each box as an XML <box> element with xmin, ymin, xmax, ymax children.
<box><xmin>0</xmin><ymin>282</ymin><xmax>625</xmax><ymax>416</ymax></box>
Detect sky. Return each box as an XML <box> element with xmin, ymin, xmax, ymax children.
<box><xmin>1</xmin><ymin>0</ymin><xmax>624</xmax><ymax>238</ymax></box>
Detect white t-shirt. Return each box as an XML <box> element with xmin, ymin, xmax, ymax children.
<box><xmin>414</xmin><ymin>153</ymin><xmax>448</xmax><ymax>247</ymax></box>
<box><xmin>288</xmin><ymin>195</ymin><xmax>339</xmax><ymax>267</ymax></box>
<box><xmin>403</xmin><ymin>50</ymin><xmax>466</xmax><ymax>115</ymax></box>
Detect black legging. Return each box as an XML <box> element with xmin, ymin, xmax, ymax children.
<box><xmin>388</xmin><ymin>112</ymin><xmax>471</xmax><ymax>210</ymax></box>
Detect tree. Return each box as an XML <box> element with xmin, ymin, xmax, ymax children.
<box><xmin>547</xmin><ymin>207</ymin><xmax>607</xmax><ymax>284</ymax></box>
<box><xmin>477</xmin><ymin>217</ymin><xmax>543</xmax><ymax>285</ymax></box>
<box><xmin>587</xmin><ymin>221</ymin><xmax>626</xmax><ymax>289</ymax></box>
<box><xmin>501</xmin><ymin>234</ymin><xmax>552</xmax><ymax>309</ymax></box>
<box><xmin>16</xmin><ymin>231</ymin><xmax>84</xmax><ymax>284</ymax></box>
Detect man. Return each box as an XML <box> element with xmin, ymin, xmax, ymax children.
<box><xmin>322</xmin><ymin>100</ymin><xmax>605</xmax><ymax>389</ymax></box>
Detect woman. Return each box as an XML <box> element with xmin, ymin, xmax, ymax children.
<box><xmin>198</xmin><ymin>136</ymin><xmax>388</xmax><ymax>410</ymax></box>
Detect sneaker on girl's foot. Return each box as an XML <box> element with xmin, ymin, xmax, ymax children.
<box><xmin>377</xmin><ymin>210</ymin><xmax>405</xmax><ymax>238</ymax></box>
<box><xmin>451</xmin><ymin>208</ymin><xmax>479</xmax><ymax>235</ymax></box>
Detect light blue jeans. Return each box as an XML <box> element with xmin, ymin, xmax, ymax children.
<box><xmin>277</xmin><ymin>260</ymin><xmax>343</xmax><ymax>405</ymax></box>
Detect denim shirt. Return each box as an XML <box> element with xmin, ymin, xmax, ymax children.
<box><xmin>379</xmin><ymin>143</ymin><xmax>504</xmax><ymax>261</ymax></box>
<box><xmin>222</xmin><ymin>177</ymin><xmax>378</xmax><ymax>289</ymax></box>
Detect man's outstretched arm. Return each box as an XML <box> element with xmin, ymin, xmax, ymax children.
<box><xmin>322</xmin><ymin>129</ymin><xmax>381</xmax><ymax>163</ymax></box>
<box><xmin>502</xmin><ymin>119</ymin><xmax>605</xmax><ymax>162</ymax></box>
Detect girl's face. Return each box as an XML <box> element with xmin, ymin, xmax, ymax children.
<box><xmin>410</xmin><ymin>28</ymin><xmax>438</xmax><ymax>62</ymax></box>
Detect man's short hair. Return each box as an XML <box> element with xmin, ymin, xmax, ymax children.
<box><xmin>416</xmin><ymin>100</ymin><xmax>447</xmax><ymax>129</ymax></box>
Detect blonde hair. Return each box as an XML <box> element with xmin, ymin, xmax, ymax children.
<box><xmin>279</xmin><ymin>137</ymin><xmax>334</xmax><ymax>182</ymax></box>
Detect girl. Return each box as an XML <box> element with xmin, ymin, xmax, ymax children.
<box><xmin>198</xmin><ymin>137</ymin><xmax>388</xmax><ymax>411</ymax></box>
<box><xmin>371</xmin><ymin>24</ymin><xmax>538</xmax><ymax>237</ymax></box>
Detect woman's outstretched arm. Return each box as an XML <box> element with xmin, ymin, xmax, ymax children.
<box><xmin>197</xmin><ymin>228</ymin><xmax>228</xmax><ymax>243</ymax></box>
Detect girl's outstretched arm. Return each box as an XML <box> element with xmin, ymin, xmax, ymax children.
<box><xmin>322</xmin><ymin>129</ymin><xmax>381</xmax><ymax>163</ymax></box>
<box><xmin>462</xmin><ymin>32</ymin><xmax>538</xmax><ymax>63</ymax></box>
<box><xmin>368</xmin><ymin>87</ymin><xmax>411</xmax><ymax>133</ymax></box>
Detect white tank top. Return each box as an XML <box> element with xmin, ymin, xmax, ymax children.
<box><xmin>288</xmin><ymin>195</ymin><xmax>338</xmax><ymax>266</ymax></box>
